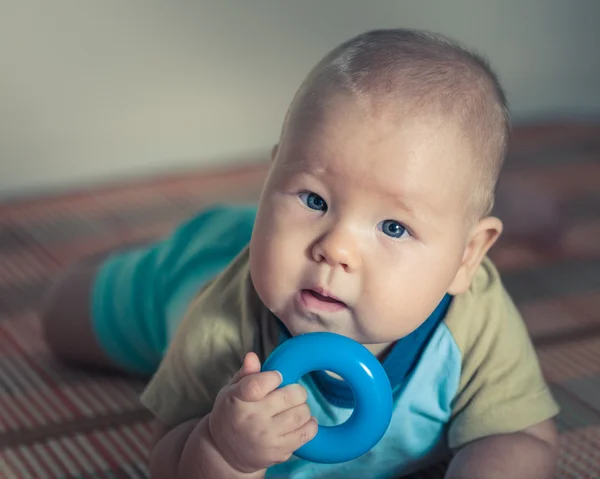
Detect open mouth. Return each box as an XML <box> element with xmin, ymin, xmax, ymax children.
<box><xmin>307</xmin><ymin>289</ymin><xmax>344</xmax><ymax>304</ymax></box>
<box><xmin>299</xmin><ymin>288</ymin><xmax>347</xmax><ymax>313</ymax></box>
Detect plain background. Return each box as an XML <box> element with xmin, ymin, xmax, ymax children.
<box><xmin>1</xmin><ymin>0</ymin><xmax>599</xmax><ymax>198</ymax></box>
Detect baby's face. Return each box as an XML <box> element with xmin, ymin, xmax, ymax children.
<box><xmin>249</xmin><ymin>97</ymin><xmax>479</xmax><ymax>354</ymax></box>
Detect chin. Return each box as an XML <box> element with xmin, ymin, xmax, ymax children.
<box><xmin>281</xmin><ymin>316</ymin><xmax>324</xmax><ymax>336</ymax></box>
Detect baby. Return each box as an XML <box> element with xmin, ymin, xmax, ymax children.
<box><xmin>43</xmin><ymin>29</ymin><xmax>560</xmax><ymax>478</ymax></box>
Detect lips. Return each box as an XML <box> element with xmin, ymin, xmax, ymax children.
<box><xmin>299</xmin><ymin>288</ymin><xmax>347</xmax><ymax>313</ymax></box>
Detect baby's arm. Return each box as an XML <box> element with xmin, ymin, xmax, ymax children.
<box><xmin>147</xmin><ymin>353</ymin><xmax>317</xmax><ymax>479</ymax></box>
<box><xmin>444</xmin><ymin>260</ymin><xmax>560</xmax><ymax>478</ymax></box>
<box><xmin>149</xmin><ymin>417</ymin><xmax>263</xmax><ymax>479</ymax></box>
<box><xmin>446</xmin><ymin>420</ymin><xmax>558</xmax><ymax>478</ymax></box>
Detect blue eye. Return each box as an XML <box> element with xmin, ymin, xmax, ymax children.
<box><xmin>380</xmin><ymin>220</ymin><xmax>408</xmax><ymax>239</ymax></box>
<box><xmin>299</xmin><ymin>192</ymin><xmax>328</xmax><ymax>212</ymax></box>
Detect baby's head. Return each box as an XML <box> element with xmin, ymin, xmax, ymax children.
<box><xmin>249</xmin><ymin>29</ymin><xmax>509</xmax><ymax>354</ymax></box>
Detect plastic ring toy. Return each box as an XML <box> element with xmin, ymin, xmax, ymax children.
<box><xmin>261</xmin><ymin>332</ymin><xmax>393</xmax><ymax>464</ymax></box>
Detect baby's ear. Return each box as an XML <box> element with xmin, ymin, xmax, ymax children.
<box><xmin>448</xmin><ymin>216</ymin><xmax>503</xmax><ymax>295</ymax></box>
<box><xmin>271</xmin><ymin>144</ymin><xmax>279</xmax><ymax>161</ymax></box>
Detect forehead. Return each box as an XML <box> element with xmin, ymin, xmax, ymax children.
<box><xmin>279</xmin><ymin>97</ymin><xmax>474</xmax><ymax>215</ymax></box>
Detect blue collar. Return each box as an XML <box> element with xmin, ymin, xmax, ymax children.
<box><xmin>276</xmin><ymin>294</ymin><xmax>453</xmax><ymax>408</ymax></box>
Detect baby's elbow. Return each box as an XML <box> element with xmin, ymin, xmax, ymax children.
<box><xmin>151</xmin><ymin>419</ymin><xmax>173</xmax><ymax>448</ymax></box>
<box><xmin>518</xmin><ymin>418</ymin><xmax>560</xmax><ymax>477</ymax></box>
<box><xmin>149</xmin><ymin>418</ymin><xmax>200</xmax><ymax>479</ymax></box>
<box><xmin>524</xmin><ymin>418</ymin><xmax>559</xmax><ymax>456</ymax></box>
<box><xmin>532</xmin><ymin>418</ymin><xmax>560</xmax><ymax>468</ymax></box>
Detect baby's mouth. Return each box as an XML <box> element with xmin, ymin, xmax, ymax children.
<box><xmin>306</xmin><ymin>289</ymin><xmax>345</xmax><ymax>305</ymax></box>
<box><xmin>299</xmin><ymin>288</ymin><xmax>347</xmax><ymax>313</ymax></box>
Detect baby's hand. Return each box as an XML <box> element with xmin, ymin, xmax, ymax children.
<box><xmin>208</xmin><ymin>352</ymin><xmax>318</xmax><ymax>474</ymax></box>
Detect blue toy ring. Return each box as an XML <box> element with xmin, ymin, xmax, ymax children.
<box><xmin>261</xmin><ymin>332</ymin><xmax>393</xmax><ymax>464</ymax></box>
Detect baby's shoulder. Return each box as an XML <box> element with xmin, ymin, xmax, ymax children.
<box><xmin>442</xmin><ymin>258</ymin><xmax>559</xmax><ymax>450</ymax></box>
<box><xmin>174</xmin><ymin>249</ymin><xmax>279</xmax><ymax>367</ymax></box>
<box><xmin>443</xmin><ymin>257</ymin><xmax>528</xmax><ymax>356</ymax></box>
<box><xmin>139</xmin><ymin>250</ymin><xmax>279</xmax><ymax>425</ymax></box>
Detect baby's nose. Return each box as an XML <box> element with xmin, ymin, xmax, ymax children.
<box><xmin>311</xmin><ymin>225</ymin><xmax>359</xmax><ymax>272</ymax></box>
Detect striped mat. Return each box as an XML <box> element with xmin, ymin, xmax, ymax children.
<box><xmin>1</xmin><ymin>123</ymin><xmax>599</xmax><ymax>478</ymax></box>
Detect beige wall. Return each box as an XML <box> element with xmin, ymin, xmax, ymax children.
<box><xmin>1</xmin><ymin>0</ymin><xmax>599</xmax><ymax>198</ymax></box>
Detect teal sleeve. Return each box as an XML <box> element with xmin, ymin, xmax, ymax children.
<box><xmin>91</xmin><ymin>204</ymin><xmax>257</xmax><ymax>375</ymax></box>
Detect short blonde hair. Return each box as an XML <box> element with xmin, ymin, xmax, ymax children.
<box><xmin>286</xmin><ymin>29</ymin><xmax>510</xmax><ymax>217</ymax></box>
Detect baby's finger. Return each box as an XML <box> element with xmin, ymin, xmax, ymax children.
<box><xmin>280</xmin><ymin>417</ymin><xmax>318</xmax><ymax>454</ymax></box>
<box><xmin>273</xmin><ymin>403</ymin><xmax>312</xmax><ymax>434</ymax></box>
<box><xmin>265</xmin><ymin>384</ymin><xmax>308</xmax><ymax>415</ymax></box>
<box><xmin>230</xmin><ymin>352</ymin><xmax>262</xmax><ymax>385</ymax></box>
<box><xmin>233</xmin><ymin>370</ymin><xmax>283</xmax><ymax>403</ymax></box>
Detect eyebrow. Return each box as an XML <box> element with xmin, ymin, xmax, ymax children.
<box><xmin>282</xmin><ymin>159</ymin><xmax>436</xmax><ymax>223</ymax></box>
<box><xmin>388</xmin><ymin>192</ymin><xmax>435</xmax><ymax>224</ymax></box>
<box><xmin>278</xmin><ymin>159</ymin><xmax>330</xmax><ymax>184</ymax></box>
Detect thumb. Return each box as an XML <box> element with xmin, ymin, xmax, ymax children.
<box><xmin>230</xmin><ymin>352</ymin><xmax>262</xmax><ymax>385</ymax></box>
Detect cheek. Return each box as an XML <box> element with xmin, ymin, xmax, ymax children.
<box><xmin>250</xmin><ymin>216</ymin><xmax>280</xmax><ymax>283</ymax></box>
<box><xmin>254</xmin><ymin>193</ymin><xmax>313</xmax><ymax>254</ymax></box>
<box><xmin>358</xmin><ymin>245</ymin><xmax>456</xmax><ymax>333</ymax></box>
<box><xmin>249</xmin><ymin>203</ymin><xmax>303</xmax><ymax>305</ymax></box>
